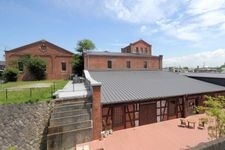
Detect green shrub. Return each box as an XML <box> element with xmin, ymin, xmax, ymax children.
<box><xmin>27</xmin><ymin>57</ymin><xmax>46</xmax><ymax>80</ymax></box>
<box><xmin>3</xmin><ymin>68</ymin><xmax>19</xmax><ymax>81</ymax></box>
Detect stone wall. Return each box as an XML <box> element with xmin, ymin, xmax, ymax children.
<box><xmin>191</xmin><ymin>136</ymin><xmax>225</xmax><ymax>150</ymax></box>
<box><xmin>0</xmin><ymin>101</ymin><xmax>53</xmax><ymax>150</ymax></box>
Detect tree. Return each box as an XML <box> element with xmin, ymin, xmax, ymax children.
<box><xmin>73</xmin><ymin>39</ymin><xmax>95</xmax><ymax>76</ymax></box>
<box><xmin>18</xmin><ymin>55</ymin><xmax>46</xmax><ymax>80</ymax></box>
<box><xmin>218</xmin><ymin>64</ymin><xmax>225</xmax><ymax>73</ymax></box>
<box><xmin>73</xmin><ymin>54</ymin><xmax>83</xmax><ymax>76</ymax></box>
<box><xmin>196</xmin><ymin>96</ymin><xmax>225</xmax><ymax>139</ymax></box>
<box><xmin>3</xmin><ymin>67</ymin><xmax>19</xmax><ymax>81</ymax></box>
<box><xmin>27</xmin><ymin>57</ymin><xmax>46</xmax><ymax>80</ymax></box>
<box><xmin>76</xmin><ymin>39</ymin><xmax>96</xmax><ymax>53</ymax></box>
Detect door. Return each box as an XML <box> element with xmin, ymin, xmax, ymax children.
<box><xmin>168</xmin><ymin>100</ymin><xmax>177</xmax><ymax>119</ymax></box>
<box><xmin>139</xmin><ymin>103</ymin><xmax>157</xmax><ymax>126</ymax></box>
<box><xmin>188</xmin><ymin>99</ymin><xmax>196</xmax><ymax>115</ymax></box>
<box><xmin>112</xmin><ymin>106</ymin><xmax>125</xmax><ymax>130</ymax></box>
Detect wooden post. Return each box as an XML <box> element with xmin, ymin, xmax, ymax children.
<box><xmin>5</xmin><ymin>89</ymin><xmax>8</xmax><ymax>100</ymax></box>
<box><xmin>30</xmin><ymin>88</ymin><xmax>32</xmax><ymax>97</ymax></box>
<box><xmin>182</xmin><ymin>95</ymin><xmax>187</xmax><ymax>118</ymax></box>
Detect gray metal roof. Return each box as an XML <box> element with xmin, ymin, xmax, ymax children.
<box><xmin>85</xmin><ymin>51</ymin><xmax>158</xmax><ymax>58</ymax></box>
<box><xmin>89</xmin><ymin>71</ymin><xmax>225</xmax><ymax>104</ymax></box>
<box><xmin>180</xmin><ymin>73</ymin><xmax>225</xmax><ymax>79</ymax></box>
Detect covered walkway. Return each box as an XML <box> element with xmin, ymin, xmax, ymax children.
<box><xmin>53</xmin><ymin>81</ymin><xmax>90</xmax><ymax>98</ymax></box>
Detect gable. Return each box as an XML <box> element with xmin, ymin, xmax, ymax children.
<box><xmin>131</xmin><ymin>39</ymin><xmax>151</xmax><ymax>47</ymax></box>
<box><xmin>5</xmin><ymin>40</ymin><xmax>74</xmax><ymax>56</ymax></box>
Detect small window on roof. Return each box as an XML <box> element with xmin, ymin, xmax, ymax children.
<box><xmin>136</xmin><ymin>47</ymin><xmax>139</xmax><ymax>53</ymax></box>
<box><xmin>141</xmin><ymin>47</ymin><xmax>143</xmax><ymax>53</ymax></box>
<box><xmin>107</xmin><ymin>60</ymin><xmax>112</xmax><ymax>69</ymax></box>
<box><xmin>145</xmin><ymin>48</ymin><xmax>148</xmax><ymax>53</ymax></box>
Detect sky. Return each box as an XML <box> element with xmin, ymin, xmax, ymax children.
<box><xmin>1</xmin><ymin>0</ymin><xmax>225</xmax><ymax>67</ymax></box>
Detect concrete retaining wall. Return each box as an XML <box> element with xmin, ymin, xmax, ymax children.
<box><xmin>47</xmin><ymin>127</ymin><xmax>92</xmax><ymax>150</ymax></box>
<box><xmin>191</xmin><ymin>137</ymin><xmax>225</xmax><ymax>150</ymax></box>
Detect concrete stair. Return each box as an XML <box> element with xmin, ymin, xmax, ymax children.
<box><xmin>47</xmin><ymin>98</ymin><xmax>92</xmax><ymax>150</ymax></box>
<box><xmin>53</xmin><ymin>103</ymin><xmax>92</xmax><ymax>112</ymax></box>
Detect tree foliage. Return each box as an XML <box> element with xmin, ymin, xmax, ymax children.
<box><xmin>218</xmin><ymin>64</ymin><xmax>225</xmax><ymax>73</ymax></box>
<box><xmin>3</xmin><ymin>67</ymin><xmax>19</xmax><ymax>81</ymax></box>
<box><xmin>72</xmin><ymin>54</ymin><xmax>83</xmax><ymax>76</ymax></box>
<box><xmin>18</xmin><ymin>54</ymin><xmax>46</xmax><ymax>80</ymax></box>
<box><xmin>73</xmin><ymin>39</ymin><xmax>95</xmax><ymax>76</ymax></box>
<box><xmin>196</xmin><ymin>96</ymin><xmax>225</xmax><ymax>139</ymax></box>
<box><xmin>76</xmin><ymin>39</ymin><xmax>96</xmax><ymax>53</ymax></box>
<box><xmin>27</xmin><ymin>57</ymin><xmax>46</xmax><ymax>80</ymax></box>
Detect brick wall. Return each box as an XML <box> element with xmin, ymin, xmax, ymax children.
<box><xmin>121</xmin><ymin>39</ymin><xmax>152</xmax><ymax>55</ymax></box>
<box><xmin>92</xmin><ymin>85</ymin><xmax>102</xmax><ymax>140</ymax></box>
<box><xmin>84</xmin><ymin>54</ymin><xmax>163</xmax><ymax>71</ymax></box>
<box><xmin>5</xmin><ymin>40</ymin><xmax>73</xmax><ymax>80</ymax></box>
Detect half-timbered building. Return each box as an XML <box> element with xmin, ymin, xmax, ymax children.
<box><xmin>83</xmin><ymin>40</ymin><xmax>225</xmax><ymax>140</ymax></box>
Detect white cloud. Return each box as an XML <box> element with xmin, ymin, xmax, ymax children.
<box><xmin>184</xmin><ymin>1</ymin><xmax>225</xmax><ymax>30</ymax></box>
<box><xmin>156</xmin><ymin>0</ymin><xmax>225</xmax><ymax>41</ymax></box>
<box><xmin>103</xmin><ymin>0</ymin><xmax>181</xmax><ymax>24</ymax></box>
<box><xmin>220</xmin><ymin>23</ymin><xmax>225</xmax><ymax>32</ymax></box>
<box><xmin>140</xmin><ymin>25</ymin><xmax>147</xmax><ymax>33</ymax></box>
<box><xmin>164</xmin><ymin>49</ymin><xmax>225</xmax><ymax>67</ymax></box>
<box><xmin>157</xmin><ymin>20</ymin><xmax>201</xmax><ymax>41</ymax></box>
<box><xmin>198</xmin><ymin>11</ymin><xmax>225</xmax><ymax>28</ymax></box>
<box><xmin>103</xmin><ymin>0</ymin><xmax>225</xmax><ymax>42</ymax></box>
<box><xmin>187</xmin><ymin>0</ymin><xmax>225</xmax><ymax>15</ymax></box>
<box><xmin>52</xmin><ymin>0</ymin><xmax>225</xmax><ymax>42</ymax></box>
<box><xmin>139</xmin><ymin>25</ymin><xmax>158</xmax><ymax>35</ymax></box>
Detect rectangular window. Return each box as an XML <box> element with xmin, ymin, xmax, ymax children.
<box><xmin>126</xmin><ymin>61</ymin><xmax>131</xmax><ymax>69</ymax></box>
<box><xmin>18</xmin><ymin>62</ymin><xmax>23</xmax><ymax>71</ymax></box>
<box><xmin>61</xmin><ymin>62</ymin><xmax>66</xmax><ymax>71</ymax></box>
<box><xmin>107</xmin><ymin>60</ymin><xmax>112</xmax><ymax>69</ymax></box>
<box><xmin>136</xmin><ymin>47</ymin><xmax>139</xmax><ymax>53</ymax></box>
<box><xmin>144</xmin><ymin>61</ymin><xmax>147</xmax><ymax>69</ymax></box>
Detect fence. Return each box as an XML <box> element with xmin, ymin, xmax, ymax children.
<box><xmin>0</xmin><ymin>82</ymin><xmax>56</xmax><ymax>104</ymax></box>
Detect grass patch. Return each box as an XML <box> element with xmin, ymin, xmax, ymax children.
<box><xmin>0</xmin><ymin>80</ymin><xmax>68</xmax><ymax>104</ymax></box>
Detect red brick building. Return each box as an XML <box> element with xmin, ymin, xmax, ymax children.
<box><xmin>121</xmin><ymin>39</ymin><xmax>152</xmax><ymax>55</ymax></box>
<box><xmin>5</xmin><ymin>40</ymin><xmax>74</xmax><ymax>80</ymax></box>
<box><xmin>82</xmin><ymin>40</ymin><xmax>225</xmax><ymax>140</ymax></box>
<box><xmin>84</xmin><ymin>39</ymin><xmax>163</xmax><ymax>71</ymax></box>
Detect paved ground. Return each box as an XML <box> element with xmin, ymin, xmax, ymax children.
<box><xmin>54</xmin><ymin>81</ymin><xmax>90</xmax><ymax>98</ymax></box>
<box><xmin>77</xmin><ymin>114</ymin><xmax>213</xmax><ymax>150</ymax></box>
